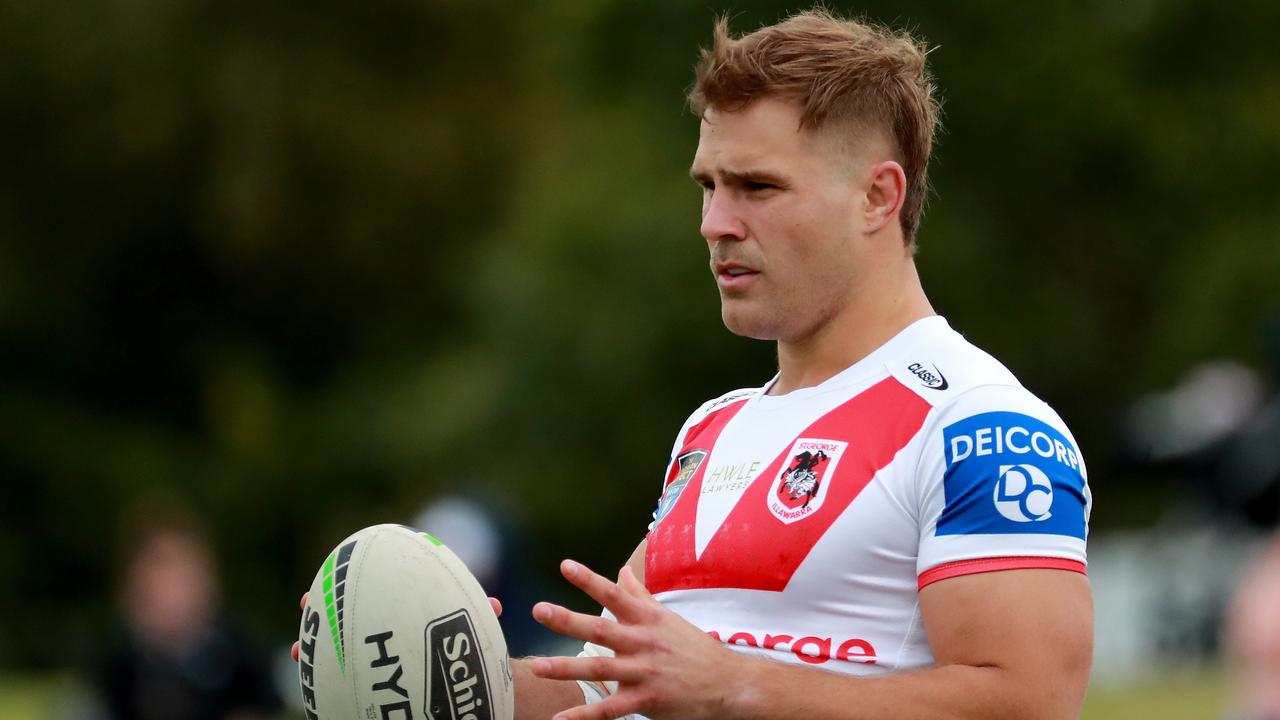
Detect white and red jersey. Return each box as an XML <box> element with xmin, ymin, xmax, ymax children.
<box><xmin>637</xmin><ymin>315</ymin><xmax>1090</xmax><ymax>676</ymax></box>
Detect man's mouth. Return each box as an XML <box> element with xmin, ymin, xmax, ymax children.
<box><xmin>714</xmin><ymin>262</ymin><xmax>760</xmax><ymax>288</ymax></box>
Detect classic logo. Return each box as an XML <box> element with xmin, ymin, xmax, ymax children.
<box><xmin>768</xmin><ymin>439</ymin><xmax>848</xmax><ymax>524</ymax></box>
<box><xmin>707</xmin><ymin>391</ymin><xmax>754</xmax><ymax>410</ymax></box>
<box><xmin>907</xmin><ymin>362</ymin><xmax>948</xmax><ymax>390</ymax></box>
<box><xmin>426</xmin><ymin>610</ymin><xmax>493</xmax><ymax>720</ymax></box>
<box><xmin>994</xmin><ymin>464</ymin><xmax>1054</xmax><ymax>522</ymax></box>
<box><xmin>654</xmin><ymin>449</ymin><xmax>707</xmax><ymax>527</ymax></box>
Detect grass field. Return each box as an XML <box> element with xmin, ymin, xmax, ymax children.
<box><xmin>0</xmin><ymin>670</ymin><xmax>1232</xmax><ymax>720</ymax></box>
<box><xmin>0</xmin><ymin>677</ymin><xmax>60</xmax><ymax>720</ymax></box>
<box><xmin>1083</xmin><ymin>670</ymin><xmax>1230</xmax><ymax>719</ymax></box>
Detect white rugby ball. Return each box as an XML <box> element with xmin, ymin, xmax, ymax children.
<box><xmin>297</xmin><ymin>523</ymin><xmax>514</xmax><ymax>720</ymax></box>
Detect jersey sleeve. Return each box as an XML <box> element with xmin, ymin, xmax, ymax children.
<box><xmin>914</xmin><ymin>384</ymin><xmax>1091</xmax><ymax>589</ymax></box>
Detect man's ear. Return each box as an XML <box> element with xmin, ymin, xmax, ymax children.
<box><xmin>863</xmin><ymin>160</ymin><xmax>906</xmax><ymax>234</ymax></box>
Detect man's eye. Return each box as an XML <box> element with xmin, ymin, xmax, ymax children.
<box><xmin>700</xmin><ymin>181</ymin><xmax>715</xmax><ymax>192</ymax></box>
<box><xmin>745</xmin><ymin>181</ymin><xmax>776</xmax><ymax>192</ymax></box>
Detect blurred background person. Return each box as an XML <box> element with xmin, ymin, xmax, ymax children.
<box><xmin>85</xmin><ymin>500</ymin><xmax>281</xmax><ymax>720</ymax></box>
<box><xmin>413</xmin><ymin>493</ymin><xmax>565</xmax><ymax>657</ymax></box>
<box><xmin>1225</xmin><ymin>535</ymin><xmax>1280</xmax><ymax>720</ymax></box>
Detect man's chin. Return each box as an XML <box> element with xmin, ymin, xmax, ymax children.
<box><xmin>720</xmin><ymin>307</ymin><xmax>780</xmax><ymax>341</ymax></box>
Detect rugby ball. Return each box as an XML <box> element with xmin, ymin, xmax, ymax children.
<box><xmin>297</xmin><ymin>524</ymin><xmax>514</xmax><ymax>720</ymax></box>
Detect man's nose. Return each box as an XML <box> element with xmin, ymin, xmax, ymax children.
<box><xmin>700</xmin><ymin>191</ymin><xmax>746</xmax><ymax>242</ymax></box>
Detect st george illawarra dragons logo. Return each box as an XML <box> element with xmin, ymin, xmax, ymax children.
<box><xmin>779</xmin><ymin>450</ymin><xmax>829</xmax><ymax>508</ymax></box>
<box><xmin>768</xmin><ymin>438</ymin><xmax>848</xmax><ymax>524</ymax></box>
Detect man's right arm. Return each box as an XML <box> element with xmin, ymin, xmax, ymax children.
<box><xmin>513</xmin><ymin>539</ymin><xmax>647</xmax><ymax>720</ymax></box>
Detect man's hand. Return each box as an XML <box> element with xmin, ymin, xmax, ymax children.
<box><xmin>290</xmin><ymin>592</ymin><xmax>503</xmax><ymax>662</ymax></box>
<box><xmin>290</xmin><ymin>592</ymin><xmax>307</xmax><ymax>662</ymax></box>
<box><xmin>529</xmin><ymin>562</ymin><xmax>1091</xmax><ymax>720</ymax></box>
<box><xmin>529</xmin><ymin>559</ymin><xmax>744</xmax><ymax>720</ymax></box>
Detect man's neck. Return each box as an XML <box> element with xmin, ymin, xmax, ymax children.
<box><xmin>769</xmin><ymin>262</ymin><xmax>934</xmax><ymax>396</ymax></box>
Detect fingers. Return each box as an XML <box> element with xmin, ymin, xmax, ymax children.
<box><xmin>552</xmin><ymin>695</ymin><xmax>646</xmax><ymax>720</ymax></box>
<box><xmin>533</xmin><ymin>602</ymin><xmax>645</xmax><ymax>652</ymax></box>
<box><xmin>293</xmin><ymin>592</ymin><xmax>309</xmax><ymax>663</ymax></box>
<box><xmin>560</xmin><ymin>560</ymin><xmax>646</xmax><ymax>621</ymax></box>
<box><xmin>617</xmin><ymin>565</ymin><xmax>651</xmax><ymax>599</ymax></box>
<box><xmin>489</xmin><ymin>596</ymin><xmax>503</xmax><ymax>617</ymax></box>
<box><xmin>530</xmin><ymin>655</ymin><xmax>646</xmax><ymax>683</ymax></box>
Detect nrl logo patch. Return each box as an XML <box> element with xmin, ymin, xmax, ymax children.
<box><xmin>768</xmin><ymin>439</ymin><xmax>848</xmax><ymax>524</ymax></box>
<box><xmin>654</xmin><ymin>449</ymin><xmax>707</xmax><ymax>527</ymax></box>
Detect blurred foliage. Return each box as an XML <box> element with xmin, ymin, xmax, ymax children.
<box><xmin>1</xmin><ymin>0</ymin><xmax>1278</xmax><ymax>668</ymax></box>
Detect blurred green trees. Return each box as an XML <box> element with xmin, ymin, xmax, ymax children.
<box><xmin>1</xmin><ymin>0</ymin><xmax>1278</xmax><ymax>667</ymax></box>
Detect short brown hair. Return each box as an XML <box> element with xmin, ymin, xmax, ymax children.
<box><xmin>689</xmin><ymin>10</ymin><xmax>941</xmax><ymax>246</ymax></box>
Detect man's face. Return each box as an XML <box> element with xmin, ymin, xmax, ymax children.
<box><xmin>690</xmin><ymin>98</ymin><xmax>874</xmax><ymax>343</ymax></box>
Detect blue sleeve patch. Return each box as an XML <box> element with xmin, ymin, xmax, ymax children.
<box><xmin>936</xmin><ymin>411</ymin><xmax>1087</xmax><ymax>539</ymax></box>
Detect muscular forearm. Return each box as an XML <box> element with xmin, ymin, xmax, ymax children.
<box><xmin>725</xmin><ymin>655</ymin><xmax>1084</xmax><ymax>720</ymax></box>
<box><xmin>513</xmin><ymin>657</ymin><xmax>587</xmax><ymax>720</ymax></box>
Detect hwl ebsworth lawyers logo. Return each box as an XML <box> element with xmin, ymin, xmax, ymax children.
<box><xmin>768</xmin><ymin>438</ymin><xmax>848</xmax><ymax>524</ymax></box>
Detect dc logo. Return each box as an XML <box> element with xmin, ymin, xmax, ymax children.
<box><xmin>993</xmin><ymin>464</ymin><xmax>1054</xmax><ymax>522</ymax></box>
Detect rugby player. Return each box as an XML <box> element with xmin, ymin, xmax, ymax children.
<box><xmin>299</xmin><ymin>10</ymin><xmax>1094</xmax><ymax>720</ymax></box>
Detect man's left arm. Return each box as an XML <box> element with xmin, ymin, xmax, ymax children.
<box><xmin>530</xmin><ymin>560</ymin><xmax>1091</xmax><ymax>720</ymax></box>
